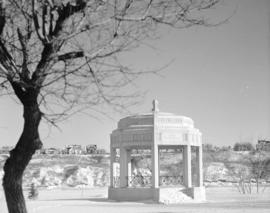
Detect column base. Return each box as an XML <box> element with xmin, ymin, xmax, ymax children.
<box><xmin>108</xmin><ymin>187</ymin><xmax>159</xmax><ymax>202</ymax></box>
<box><xmin>108</xmin><ymin>187</ymin><xmax>206</xmax><ymax>203</ymax></box>
<box><xmin>184</xmin><ymin>186</ymin><xmax>206</xmax><ymax>201</ymax></box>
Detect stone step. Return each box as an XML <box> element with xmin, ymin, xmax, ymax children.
<box><xmin>159</xmin><ymin>187</ymin><xmax>193</xmax><ymax>204</ymax></box>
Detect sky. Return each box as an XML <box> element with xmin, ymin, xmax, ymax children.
<box><xmin>0</xmin><ymin>0</ymin><xmax>269</xmax><ymax>151</ymax></box>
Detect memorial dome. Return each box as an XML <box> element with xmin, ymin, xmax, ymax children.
<box><xmin>111</xmin><ymin>100</ymin><xmax>201</xmax><ymax>147</ymax></box>
<box><xmin>117</xmin><ymin>112</ymin><xmax>194</xmax><ymax>130</ymax></box>
<box><xmin>117</xmin><ymin>100</ymin><xmax>194</xmax><ymax>130</ymax></box>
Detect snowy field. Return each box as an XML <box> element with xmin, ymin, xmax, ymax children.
<box><xmin>1</xmin><ymin>187</ymin><xmax>270</xmax><ymax>213</ymax></box>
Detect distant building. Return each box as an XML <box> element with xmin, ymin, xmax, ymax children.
<box><xmin>65</xmin><ymin>145</ymin><xmax>83</xmax><ymax>154</ymax></box>
<box><xmin>46</xmin><ymin>148</ymin><xmax>60</xmax><ymax>155</ymax></box>
<box><xmin>86</xmin><ymin>144</ymin><xmax>97</xmax><ymax>154</ymax></box>
<box><xmin>33</xmin><ymin>147</ymin><xmax>59</xmax><ymax>155</ymax></box>
<box><xmin>256</xmin><ymin>140</ymin><xmax>270</xmax><ymax>151</ymax></box>
<box><xmin>34</xmin><ymin>145</ymin><xmax>108</xmax><ymax>155</ymax></box>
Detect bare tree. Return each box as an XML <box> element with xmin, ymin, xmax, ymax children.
<box><xmin>248</xmin><ymin>151</ymin><xmax>270</xmax><ymax>193</ymax></box>
<box><xmin>0</xmin><ymin>0</ymin><xmax>224</xmax><ymax>212</ymax></box>
<box><xmin>225</xmin><ymin>151</ymin><xmax>270</xmax><ymax>194</ymax></box>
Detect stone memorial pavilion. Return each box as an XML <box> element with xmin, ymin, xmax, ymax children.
<box><xmin>108</xmin><ymin>100</ymin><xmax>205</xmax><ymax>203</ymax></box>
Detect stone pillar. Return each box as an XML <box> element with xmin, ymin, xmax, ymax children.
<box><xmin>110</xmin><ymin>146</ymin><xmax>116</xmax><ymax>187</ymax></box>
<box><xmin>120</xmin><ymin>146</ymin><xmax>130</xmax><ymax>187</ymax></box>
<box><xmin>151</xmin><ymin>144</ymin><xmax>159</xmax><ymax>188</ymax></box>
<box><xmin>120</xmin><ymin>146</ymin><xmax>131</xmax><ymax>187</ymax></box>
<box><xmin>127</xmin><ymin>149</ymin><xmax>132</xmax><ymax>186</ymax></box>
<box><xmin>196</xmin><ymin>146</ymin><xmax>203</xmax><ymax>187</ymax></box>
<box><xmin>183</xmin><ymin>145</ymin><xmax>192</xmax><ymax>188</ymax></box>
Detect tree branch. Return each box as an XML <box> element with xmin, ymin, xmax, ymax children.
<box><xmin>57</xmin><ymin>51</ymin><xmax>84</xmax><ymax>61</ymax></box>
<box><xmin>32</xmin><ymin>0</ymin><xmax>45</xmax><ymax>43</ymax></box>
<box><xmin>17</xmin><ymin>28</ymin><xmax>30</xmax><ymax>81</ymax></box>
<box><xmin>0</xmin><ymin>0</ymin><xmax>5</xmax><ymax>35</ymax></box>
<box><xmin>52</xmin><ymin>0</ymin><xmax>86</xmax><ymax>37</ymax></box>
<box><xmin>31</xmin><ymin>0</ymin><xmax>87</xmax><ymax>88</ymax></box>
<box><xmin>8</xmin><ymin>79</ymin><xmax>25</xmax><ymax>103</ymax></box>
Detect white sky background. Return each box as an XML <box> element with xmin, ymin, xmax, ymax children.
<box><xmin>0</xmin><ymin>0</ymin><xmax>269</xmax><ymax>150</ymax></box>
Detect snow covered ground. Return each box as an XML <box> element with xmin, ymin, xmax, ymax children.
<box><xmin>1</xmin><ymin>187</ymin><xmax>270</xmax><ymax>213</ymax></box>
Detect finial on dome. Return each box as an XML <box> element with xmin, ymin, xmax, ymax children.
<box><xmin>152</xmin><ymin>99</ymin><xmax>159</xmax><ymax>112</ymax></box>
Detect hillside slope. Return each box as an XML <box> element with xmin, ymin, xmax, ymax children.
<box><xmin>0</xmin><ymin>151</ymin><xmax>269</xmax><ymax>188</ymax></box>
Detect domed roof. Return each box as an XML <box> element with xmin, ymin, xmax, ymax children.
<box><xmin>117</xmin><ymin>100</ymin><xmax>194</xmax><ymax>130</ymax></box>
<box><xmin>111</xmin><ymin>100</ymin><xmax>201</xmax><ymax>147</ymax></box>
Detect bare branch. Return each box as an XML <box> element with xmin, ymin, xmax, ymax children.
<box><xmin>0</xmin><ymin>0</ymin><xmax>227</xmax><ymax>120</ymax></box>
<box><xmin>57</xmin><ymin>51</ymin><xmax>84</xmax><ymax>61</ymax></box>
<box><xmin>17</xmin><ymin>28</ymin><xmax>30</xmax><ymax>80</ymax></box>
<box><xmin>8</xmin><ymin>79</ymin><xmax>25</xmax><ymax>103</ymax></box>
<box><xmin>32</xmin><ymin>0</ymin><xmax>45</xmax><ymax>43</ymax></box>
<box><xmin>31</xmin><ymin>0</ymin><xmax>87</xmax><ymax>88</ymax></box>
<box><xmin>0</xmin><ymin>0</ymin><xmax>5</xmax><ymax>35</ymax></box>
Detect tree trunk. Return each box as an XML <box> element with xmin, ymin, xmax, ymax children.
<box><xmin>3</xmin><ymin>103</ymin><xmax>42</xmax><ymax>213</ymax></box>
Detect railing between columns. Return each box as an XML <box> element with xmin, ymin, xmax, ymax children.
<box><xmin>112</xmin><ymin>175</ymin><xmax>185</xmax><ymax>188</ymax></box>
<box><xmin>128</xmin><ymin>175</ymin><xmax>152</xmax><ymax>187</ymax></box>
<box><xmin>159</xmin><ymin>175</ymin><xmax>184</xmax><ymax>186</ymax></box>
<box><xmin>112</xmin><ymin>176</ymin><xmax>120</xmax><ymax>188</ymax></box>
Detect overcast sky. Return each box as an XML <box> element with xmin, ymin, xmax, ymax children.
<box><xmin>0</xmin><ymin>0</ymin><xmax>269</xmax><ymax>150</ymax></box>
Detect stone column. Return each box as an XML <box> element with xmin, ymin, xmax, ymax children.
<box><xmin>110</xmin><ymin>146</ymin><xmax>116</xmax><ymax>187</ymax></box>
<box><xmin>120</xmin><ymin>146</ymin><xmax>130</xmax><ymax>187</ymax></box>
<box><xmin>152</xmin><ymin>105</ymin><xmax>160</xmax><ymax>188</ymax></box>
<box><xmin>127</xmin><ymin>149</ymin><xmax>132</xmax><ymax>186</ymax></box>
<box><xmin>183</xmin><ymin>145</ymin><xmax>192</xmax><ymax>188</ymax></box>
<box><xmin>119</xmin><ymin>146</ymin><xmax>127</xmax><ymax>187</ymax></box>
<box><xmin>151</xmin><ymin>144</ymin><xmax>159</xmax><ymax>188</ymax></box>
<box><xmin>196</xmin><ymin>146</ymin><xmax>203</xmax><ymax>187</ymax></box>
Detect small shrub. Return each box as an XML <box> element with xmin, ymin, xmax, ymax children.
<box><xmin>28</xmin><ymin>183</ymin><xmax>38</xmax><ymax>200</ymax></box>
